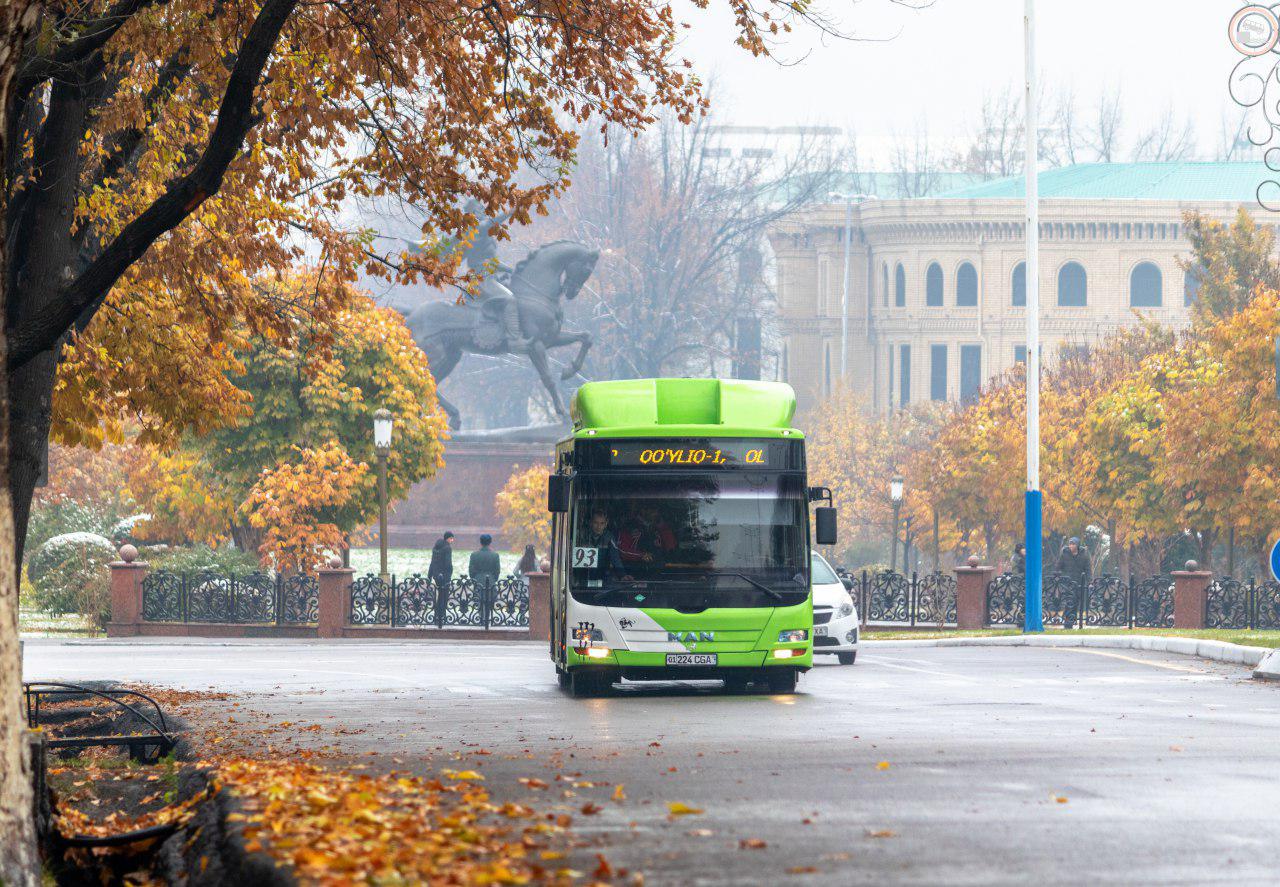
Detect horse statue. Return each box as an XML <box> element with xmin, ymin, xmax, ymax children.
<box><xmin>400</xmin><ymin>239</ymin><xmax>599</xmax><ymax>429</ymax></box>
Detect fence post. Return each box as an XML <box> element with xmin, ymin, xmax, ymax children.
<box><xmin>527</xmin><ymin>572</ymin><xmax>551</xmax><ymax>641</ymax></box>
<box><xmin>859</xmin><ymin>571</ymin><xmax>868</xmax><ymax>627</ymax></box>
<box><xmin>107</xmin><ymin>545</ymin><xmax>147</xmax><ymax>637</ymax></box>
<box><xmin>317</xmin><ymin>557</ymin><xmax>354</xmax><ymax>638</ymax></box>
<box><xmin>1172</xmin><ymin>560</ymin><xmax>1212</xmax><ymax>630</ymax></box>
<box><xmin>954</xmin><ymin>555</ymin><xmax>993</xmax><ymax>630</ymax></box>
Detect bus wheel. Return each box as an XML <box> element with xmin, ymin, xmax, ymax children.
<box><xmin>766</xmin><ymin>670</ymin><xmax>797</xmax><ymax>694</ymax></box>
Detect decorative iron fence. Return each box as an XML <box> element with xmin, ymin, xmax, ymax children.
<box><xmin>1205</xmin><ymin>578</ymin><xmax>1280</xmax><ymax>630</ymax></box>
<box><xmin>348</xmin><ymin>574</ymin><xmax>530</xmax><ymax>630</ymax></box>
<box><xmin>141</xmin><ymin>570</ymin><xmax>319</xmax><ymax>625</ymax></box>
<box><xmin>983</xmin><ymin>573</ymin><xmax>1174</xmax><ymax>629</ymax></box>
<box><xmin>851</xmin><ymin>571</ymin><xmax>958</xmax><ymax>627</ymax></box>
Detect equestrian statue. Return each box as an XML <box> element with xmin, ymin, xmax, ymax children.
<box><xmin>399</xmin><ymin>201</ymin><xmax>598</xmax><ymax>429</ymax></box>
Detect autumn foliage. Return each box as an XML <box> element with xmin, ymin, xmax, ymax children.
<box><xmin>810</xmin><ymin>209</ymin><xmax>1280</xmax><ymax>573</ymax></box>
<box><xmin>496</xmin><ymin>465</ymin><xmax>554</xmax><ymax>554</ymax></box>
<box><xmin>243</xmin><ymin>443</ymin><xmax>368</xmax><ymax>573</ymax></box>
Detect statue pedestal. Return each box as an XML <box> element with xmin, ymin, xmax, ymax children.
<box><xmin>387</xmin><ymin>438</ymin><xmax>554</xmax><ymax>549</ymax></box>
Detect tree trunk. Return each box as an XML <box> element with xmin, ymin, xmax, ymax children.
<box><xmin>230</xmin><ymin>521</ymin><xmax>266</xmax><ymax>561</ymax></box>
<box><xmin>8</xmin><ymin>351</ymin><xmax>56</xmax><ymax>565</ymax></box>
<box><xmin>1</xmin><ymin>4</ymin><xmax>48</xmax><ymax>882</ymax></box>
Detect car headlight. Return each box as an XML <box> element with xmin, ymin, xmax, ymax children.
<box><xmin>838</xmin><ymin>599</ymin><xmax>854</xmax><ymax>618</ymax></box>
<box><xmin>778</xmin><ymin>629</ymin><xmax>808</xmax><ymax>643</ymax></box>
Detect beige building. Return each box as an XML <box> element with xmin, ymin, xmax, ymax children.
<box><xmin>768</xmin><ymin>162</ymin><xmax>1267</xmax><ymax>414</ymax></box>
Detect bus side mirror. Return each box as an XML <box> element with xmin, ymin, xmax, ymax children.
<box><xmin>547</xmin><ymin>474</ymin><xmax>571</xmax><ymax>513</ymax></box>
<box><xmin>815</xmin><ymin>507</ymin><xmax>837</xmax><ymax>546</ymax></box>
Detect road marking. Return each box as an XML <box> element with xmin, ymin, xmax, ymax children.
<box><xmin>864</xmin><ymin>660</ymin><xmax>981</xmax><ymax>683</ymax></box>
<box><xmin>1057</xmin><ymin>648</ymin><xmax>1206</xmax><ymax>674</ymax></box>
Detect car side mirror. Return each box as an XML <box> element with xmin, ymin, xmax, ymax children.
<box><xmin>547</xmin><ymin>474</ymin><xmax>571</xmax><ymax>513</ymax></box>
<box><xmin>815</xmin><ymin>507</ymin><xmax>837</xmax><ymax>546</ymax></box>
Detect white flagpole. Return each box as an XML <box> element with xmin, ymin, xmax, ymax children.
<box><xmin>1024</xmin><ymin>0</ymin><xmax>1044</xmax><ymax>631</ymax></box>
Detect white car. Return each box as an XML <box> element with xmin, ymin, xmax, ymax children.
<box><xmin>811</xmin><ymin>553</ymin><xmax>859</xmax><ymax>664</ymax></box>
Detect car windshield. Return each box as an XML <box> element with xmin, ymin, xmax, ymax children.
<box><xmin>810</xmin><ymin>553</ymin><xmax>840</xmax><ymax>585</ymax></box>
<box><xmin>570</xmin><ymin>472</ymin><xmax>808</xmax><ymax>607</ymax></box>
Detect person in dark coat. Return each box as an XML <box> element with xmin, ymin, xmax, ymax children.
<box><xmin>1010</xmin><ymin>543</ymin><xmax>1026</xmax><ymax>576</ymax></box>
<box><xmin>469</xmin><ymin>533</ymin><xmax>502</xmax><ymax>588</ymax></box>
<box><xmin>1055</xmin><ymin>536</ymin><xmax>1090</xmax><ymax>627</ymax></box>
<box><xmin>429</xmin><ymin>531</ymin><xmax>455</xmax><ymax>588</ymax></box>
<box><xmin>516</xmin><ymin>544</ymin><xmax>538</xmax><ymax>575</ymax></box>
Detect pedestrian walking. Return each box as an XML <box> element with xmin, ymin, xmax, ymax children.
<box><xmin>1055</xmin><ymin>536</ymin><xmax>1090</xmax><ymax>628</ymax></box>
<box><xmin>1011</xmin><ymin>542</ymin><xmax>1026</xmax><ymax>576</ymax></box>
<box><xmin>516</xmin><ymin>544</ymin><xmax>538</xmax><ymax>575</ymax></box>
<box><xmin>469</xmin><ymin>533</ymin><xmax>503</xmax><ymax>589</ymax></box>
<box><xmin>429</xmin><ymin>530</ymin><xmax>454</xmax><ymax>590</ymax></box>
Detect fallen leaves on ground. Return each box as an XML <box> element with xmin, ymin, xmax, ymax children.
<box><xmin>1053</xmin><ymin>795</ymin><xmax>1069</xmax><ymax>804</ymax></box>
<box><xmin>875</xmin><ymin>761</ymin><xmax>891</xmax><ymax>771</ymax></box>
<box><xmin>666</xmin><ymin>801</ymin><xmax>703</xmax><ymax>816</ymax></box>
<box><xmin>866</xmin><ymin>829</ymin><xmax>897</xmax><ymax>839</ymax></box>
<box><xmin>218</xmin><ymin>757</ymin><xmax>578</xmax><ymax>885</ymax></box>
<box><xmin>738</xmin><ymin>838</ymin><xmax>767</xmax><ymax>850</ymax></box>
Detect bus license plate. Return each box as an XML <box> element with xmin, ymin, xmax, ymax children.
<box><xmin>813</xmin><ymin>626</ymin><xmax>828</xmax><ymax>638</ymax></box>
<box><xmin>666</xmin><ymin>653</ymin><xmax>717</xmax><ymax>666</ymax></box>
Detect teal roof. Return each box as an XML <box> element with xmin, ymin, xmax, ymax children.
<box><xmin>934</xmin><ymin>162</ymin><xmax>1264</xmax><ymax>202</ymax></box>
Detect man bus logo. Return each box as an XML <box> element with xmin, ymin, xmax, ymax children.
<box><xmin>668</xmin><ymin>631</ymin><xmax>715</xmax><ymax>643</ymax></box>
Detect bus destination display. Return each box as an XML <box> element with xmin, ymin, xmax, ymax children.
<box><xmin>608</xmin><ymin>441</ymin><xmax>785</xmax><ymax>469</ymax></box>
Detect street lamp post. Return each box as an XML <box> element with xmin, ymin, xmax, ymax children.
<box><xmin>890</xmin><ymin>473</ymin><xmax>904</xmax><ymax>572</ymax></box>
<box><xmin>373</xmin><ymin>408</ymin><xmax>393</xmax><ymax>584</ymax></box>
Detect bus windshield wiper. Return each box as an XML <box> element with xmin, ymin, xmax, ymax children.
<box><xmin>715</xmin><ymin>573</ymin><xmax>784</xmax><ymax>601</ymax></box>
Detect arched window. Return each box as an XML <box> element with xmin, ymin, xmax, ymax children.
<box><xmin>894</xmin><ymin>263</ymin><xmax>906</xmax><ymax>307</ymax></box>
<box><xmin>1012</xmin><ymin>262</ymin><xmax>1026</xmax><ymax>307</ymax></box>
<box><xmin>956</xmin><ymin>262</ymin><xmax>978</xmax><ymax>307</ymax></box>
<box><xmin>925</xmin><ymin>262</ymin><xmax>944</xmax><ymax>307</ymax></box>
<box><xmin>1057</xmin><ymin>261</ymin><xmax>1087</xmax><ymax>307</ymax></box>
<box><xmin>882</xmin><ymin>263</ymin><xmax>889</xmax><ymax>308</ymax></box>
<box><xmin>1184</xmin><ymin>267</ymin><xmax>1202</xmax><ymax>307</ymax></box>
<box><xmin>1130</xmin><ymin>262</ymin><xmax>1162</xmax><ymax>307</ymax></box>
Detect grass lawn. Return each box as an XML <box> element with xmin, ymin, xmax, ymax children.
<box><xmin>19</xmin><ymin>604</ymin><xmax>102</xmax><ymax>638</ymax></box>
<box><xmin>862</xmin><ymin>627</ymin><xmax>1280</xmax><ymax>648</ymax></box>
<box><xmin>348</xmin><ymin>546</ymin><xmax>522</xmax><ymax>579</ymax></box>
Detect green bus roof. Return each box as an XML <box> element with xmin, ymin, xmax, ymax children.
<box><xmin>569</xmin><ymin>378</ymin><xmax>800</xmax><ymax>439</ymax></box>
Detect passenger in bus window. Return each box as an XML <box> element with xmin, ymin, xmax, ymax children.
<box><xmin>580</xmin><ymin>509</ymin><xmax>624</xmax><ymax>572</ymax></box>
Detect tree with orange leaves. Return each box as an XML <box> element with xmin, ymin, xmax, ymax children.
<box><xmin>243</xmin><ymin>442</ymin><xmax>368</xmax><ymax>573</ymax></box>
<box><xmin>495</xmin><ymin>464</ymin><xmax>553</xmax><ymax>555</ymax></box>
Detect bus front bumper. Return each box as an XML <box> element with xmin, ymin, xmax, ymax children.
<box><xmin>567</xmin><ymin>647</ymin><xmax>812</xmax><ymax>674</ymax></box>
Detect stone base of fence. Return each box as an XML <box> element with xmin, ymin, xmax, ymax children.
<box><xmin>317</xmin><ymin>564</ymin><xmax>353</xmax><ymax>638</ymax></box>
<box><xmin>527</xmin><ymin>572</ymin><xmax>550</xmax><ymax>641</ymax></box>
<box><xmin>954</xmin><ymin>559</ymin><xmax>994</xmax><ymax>630</ymax></box>
<box><xmin>106</xmin><ymin>546</ymin><xmax>146</xmax><ymax>637</ymax></box>
<box><xmin>1172</xmin><ymin>566</ymin><xmax>1212</xmax><ymax>630</ymax></box>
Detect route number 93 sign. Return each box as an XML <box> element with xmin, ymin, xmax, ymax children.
<box><xmin>573</xmin><ymin>546</ymin><xmax>600</xmax><ymax>568</ymax></box>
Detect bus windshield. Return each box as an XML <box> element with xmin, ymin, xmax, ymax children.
<box><xmin>569</xmin><ymin>472</ymin><xmax>808</xmax><ymax>607</ymax></box>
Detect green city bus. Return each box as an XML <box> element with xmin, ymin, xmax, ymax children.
<box><xmin>546</xmin><ymin>378</ymin><xmax>837</xmax><ymax>697</ymax></box>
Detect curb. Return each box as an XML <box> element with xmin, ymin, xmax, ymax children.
<box><xmin>863</xmin><ymin>633</ymin><xmax>1273</xmax><ymax>671</ymax></box>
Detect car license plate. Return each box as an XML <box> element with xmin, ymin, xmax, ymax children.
<box><xmin>666</xmin><ymin>653</ymin><xmax>717</xmax><ymax>666</ymax></box>
<box><xmin>813</xmin><ymin>626</ymin><xmax>828</xmax><ymax>638</ymax></box>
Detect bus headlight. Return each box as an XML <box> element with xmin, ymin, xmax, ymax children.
<box><xmin>777</xmin><ymin>629</ymin><xmax>808</xmax><ymax>643</ymax></box>
<box><xmin>585</xmin><ymin>646</ymin><xmax>611</xmax><ymax>659</ymax></box>
<box><xmin>772</xmin><ymin>648</ymin><xmax>805</xmax><ymax>659</ymax></box>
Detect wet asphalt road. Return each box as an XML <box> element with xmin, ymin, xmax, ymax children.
<box><xmin>23</xmin><ymin>638</ymin><xmax>1280</xmax><ymax>885</ymax></box>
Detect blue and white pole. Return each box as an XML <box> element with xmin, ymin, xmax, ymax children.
<box><xmin>1023</xmin><ymin>0</ymin><xmax>1044</xmax><ymax>632</ymax></box>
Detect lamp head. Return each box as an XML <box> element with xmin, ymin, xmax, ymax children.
<box><xmin>890</xmin><ymin>474</ymin><xmax>904</xmax><ymax>502</ymax></box>
<box><xmin>373</xmin><ymin>408</ymin><xmax>393</xmax><ymax>453</ymax></box>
